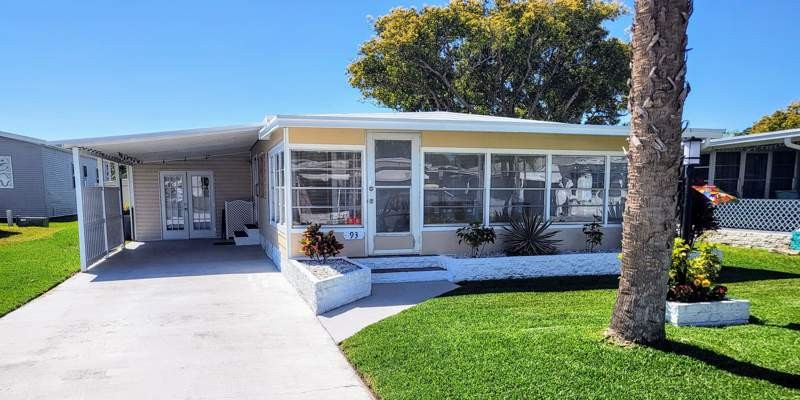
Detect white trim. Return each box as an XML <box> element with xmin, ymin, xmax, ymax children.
<box><xmin>483</xmin><ymin>152</ymin><xmax>491</xmax><ymax>226</ymax></box>
<box><xmin>737</xmin><ymin>151</ymin><xmax>747</xmax><ymax>196</ymax></box>
<box><xmin>128</xmin><ymin>165</ymin><xmax>137</xmax><ymax>241</ymax></box>
<box><xmin>708</xmin><ymin>151</ymin><xmax>719</xmax><ymax>185</ymax></box>
<box><xmin>603</xmin><ymin>155</ymin><xmax>611</xmax><ymax>225</ymax></box>
<box><xmin>421</xmin><ymin>146</ymin><xmax>625</xmax><ymax>156</ymax></box>
<box><xmin>158</xmin><ymin>170</ymin><xmax>216</xmax><ymax>239</ymax></box>
<box><xmin>259</xmin><ymin>113</ymin><xmax>723</xmax><ymax>140</ymax></box>
<box><xmin>283</xmin><ymin>128</ymin><xmax>292</xmax><ymax>257</ymax></box>
<box><xmin>544</xmin><ymin>153</ymin><xmax>553</xmax><ymax>220</ymax></box>
<box><xmin>366</xmin><ymin>132</ymin><xmax>421</xmax><ymax>255</ymax></box>
<box><xmin>97</xmin><ymin>157</ymin><xmax>109</xmax><ymax>253</ymax></box>
<box><xmin>72</xmin><ymin>148</ymin><xmax>88</xmax><ymax>271</ymax></box>
<box><xmin>704</xmin><ymin>128</ymin><xmax>800</xmax><ymax>149</ymax></box>
<box><xmin>765</xmin><ymin>151</ymin><xmax>773</xmax><ymax>198</ymax></box>
<box><xmin>287</xmin><ymin>143</ymin><xmax>366</xmax><ymax>151</ymax></box>
<box><xmin>55</xmin><ymin>123</ymin><xmax>263</xmax><ymax>147</ymax></box>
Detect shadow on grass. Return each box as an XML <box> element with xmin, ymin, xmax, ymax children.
<box><xmin>718</xmin><ymin>266</ymin><xmax>800</xmax><ymax>283</ymax></box>
<box><xmin>444</xmin><ymin>274</ymin><xmax>620</xmax><ymax>296</ymax></box>
<box><xmin>748</xmin><ymin>316</ymin><xmax>800</xmax><ymax>332</ymax></box>
<box><xmin>0</xmin><ymin>230</ymin><xmax>21</xmax><ymax>239</ymax></box>
<box><xmin>664</xmin><ymin>340</ymin><xmax>800</xmax><ymax>390</ymax></box>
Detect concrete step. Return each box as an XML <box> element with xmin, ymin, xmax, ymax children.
<box><xmin>233</xmin><ymin>230</ymin><xmax>259</xmax><ymax>246</ymax></box>
<box><xmin>354</xmin><ymin>256</ymin><xmax>450</xmax><ymax>283</ymax></box>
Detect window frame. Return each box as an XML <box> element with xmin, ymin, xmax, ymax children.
<box><xmin>423</xmin><ymin>151</ymin><xmax>487</xmax><ymax>226</ymax></box>
<box><xmin>287</xmin><ymin>145</ymin><xmax>366</xmax><ymax>230</ymax></box>
<box><xmin>487</xmin><ymin>153</ymin><xmax>548</xmax><ymax>225</ymax></box>
<box><xmin>420</xmin><ymin>148</ymin><xmax>626</xmax><ymax>230</ymax></box>
<box><xmin>268</xmin><ymin>144</ymin><xmax>286</xmax><ymax>228</ymax></box>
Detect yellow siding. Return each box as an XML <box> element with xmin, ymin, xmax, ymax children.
<box><xmin>421</xmin><ymin>130</ymin><xmax>627</xmax><ymax>151</ymax></box>
<box><xmin>132</xmin><ymin>156</ymin><xmax>252</xmax><ymax>241</ymax></box>
<box><xmin>288</xmin><ymin>127</ymin><xmax>365</xmax><ymax>145</ymax></box>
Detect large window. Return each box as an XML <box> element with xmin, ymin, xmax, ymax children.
<box><xmin>424</xmin><ymin>153</ymin><xmax>484</xmax><ymax>224</ymax></box>
<box><xmin>607</xmin><ymin>156</ymin><xmax>628</xmax><ymax>223</ymax></box>
<box><xmin>713</xmin><ymin>151</ymin><xmax>740</xmax><ymax>196</ymax></box>
<box><xmin>550</xmin><ymin>155</ymin><xmax>605</xmax><ymax>223</ymax></box>
<box><xmin>769</xmin><ymin>151</ymin><xmax>797</xmax><ymax>198</ymax></box>
<box><xmin>269</xmin><ymin>150</ymin><xmax>285</xmax><ymax>226</ymax></box>
<box><xmin>489</xmin><ymin>154</ymin><xmax>546</xmax><ymax>223</ymax></box>
<box><xmin>291</xmin><ymin>150</ymin><xmax>362</xmax><ymax>226</ymax></box>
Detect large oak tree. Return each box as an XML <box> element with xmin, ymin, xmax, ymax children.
<box><xmin>348</xmin><ymin>0</ymin><xmax>630</xmax><ymax>124</ymax></box>
<box><xmin>607</xmin><ymin>0</ymin><xmax>692</xmax><ymax>345</ymax></box>
<box><xmin>745</xmin><ymin>101</ymin><xmax>800</xmax><ymax>134</ymax></box>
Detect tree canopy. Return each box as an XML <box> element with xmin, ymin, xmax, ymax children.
<box><xmin>745</xmin><ymin>101</ymin><xmax>800</xmax><ymax>134</ymax></box>
<box><xmin>348</xmin><ymin>0</ymin><xmax>630</xmax><ymax>124</ymax></box>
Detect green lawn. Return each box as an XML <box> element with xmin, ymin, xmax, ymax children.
<box><xmin>0</xmin><ymin>221</ymin><xmax>80</xmax><ymax>317</ymax></box>
<box><xmin>342</xmin><ymin>245</ymin><xmax>800</xmax><ymax>400</ymax></box>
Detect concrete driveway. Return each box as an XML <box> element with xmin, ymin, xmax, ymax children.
<box><xmin>0</xmin><ymin>241</ymin><xmax>372</xmax><ymax>400</ymax></box>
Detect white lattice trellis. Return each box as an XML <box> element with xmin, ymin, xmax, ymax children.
<box><xmin>715</xmin><ymin>199</ymin><xmax>800</xmax><ymax>232</ymax></box>
<box><xmin>225</xmin><ymin>200</ymin><xmax>255</xmax><ymax>239</ymax></box>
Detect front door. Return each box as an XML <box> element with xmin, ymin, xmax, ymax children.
<box><xmin>367</xmin><ymin>133</ymin><xmax>420</xmax><ymax>255</ymax></box>
<box><xmin>160</xmin><ymin>171</ymin><xmax>216</xmax><ymax>240</ymax></box>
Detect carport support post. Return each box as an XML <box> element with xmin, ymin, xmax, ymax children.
<box><xmin>72</xmin><ymin>148</ymin><xmax>88</xmax><ymax>271</ymax></box>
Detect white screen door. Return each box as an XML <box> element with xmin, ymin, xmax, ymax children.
<box><xmin>367</xmin><ymin>133</ymin><xmax>420</xmax><ymax>255</ymax></box>
<box><xmin>160</xmin><ymin>171</ymin><xmax>216</xmax><ymax>239</ymax></box>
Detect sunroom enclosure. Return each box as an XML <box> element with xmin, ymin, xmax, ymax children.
<box><xmin>259</xmin><ymin>130</ymin><xmax>631</xmax><ymax>259</ymax></box>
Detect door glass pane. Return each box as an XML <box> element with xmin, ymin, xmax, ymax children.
<box><xmin>376</xmin><ymin>188</ymin><xmax>410</xmax><ymax>233</ymax></box>
<box><xmin>375</xmin><ymin>140</ymin><xmax>412</xmax><ymax>186</ymax></box>
<box><xmin>191</xmin><ymin>175</ymin><xmax>212</xmax><ymax>230</ymax></box>
<box><xmin>164</xmin><ymin>175</ymin><xmax>185</xmax><ymax>231</ymax></box>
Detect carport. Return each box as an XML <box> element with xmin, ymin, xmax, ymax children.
<box><xmin>58</xmin><ymin>124</ymin><xmax>264</xmax><ymax>271</ymax></box>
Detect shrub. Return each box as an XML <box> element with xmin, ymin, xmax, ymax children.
<box><xmin>582</xmin><ymin>215</ymin><xmax>603</xmax><ymax>252</ymax></box>
<box><xmin>667</xmin><ymin>238</ymin><xmax>726</xmax><ymax>302</ymax></box>
<box><xmin>456</xmin><ymin>222</ymin><xmax>496</xmax><ymax>258</ymax></box>
<box><xmin>299</xmin><ymin>223</ymin><xmax>343</xmax><ymax>263</ymax></box>
<box><xmin>502</xmin><ymin>212</ymin><xmax>561</xmax><ymax>256</ymax></box>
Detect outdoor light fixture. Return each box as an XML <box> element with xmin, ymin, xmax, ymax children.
<box><xmin>680</xmin><ymin>136</ymin><xmax>704</xmax><ymax>240</ymax></box>
<box><xmin>682</xmin><ymin>137</ymin><xmax>703</xmax><ymax>165</ymax></box>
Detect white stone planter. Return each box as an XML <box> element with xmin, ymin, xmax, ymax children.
<box><xmin>665</xmin><ymin>299</ymin><xmax>750</xmax><ymax>327</ymax></box>
<box><xmin>444</xmin><ymin>252</ymin><xmax>621</xmax><ymax>282</ymax></box>
<box><xmin>283</xmin><ymin>258</ymin><xmax>371</xmax><ymax>315</ymax></box>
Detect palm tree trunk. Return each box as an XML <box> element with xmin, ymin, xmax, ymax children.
<box><xmin>607</xmin><ymin>0</ymin><xmax>692</xmax><ymax>346</ymax></box>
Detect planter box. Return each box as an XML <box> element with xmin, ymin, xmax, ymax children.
<box><xmin>665</xmin><ymin>299</ymin><xmax>750</xmax><ymax>327</ymax></box>
<box><xmin>444</xmin><ymin>252</ymin><xmax>620</xmax><ymax>282</ymax></box>
<box><xmin>283</xmin><ymin>258</ymin><xmax>371</xmax><ymax>315</ymax></box>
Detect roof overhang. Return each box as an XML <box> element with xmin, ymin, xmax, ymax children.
<box><xmin>703</xmin><ymin>128</ymin><xmax>800</xmax><ymax>150</ymax></box>
<box><xmin>258</xmin><ymin>113</ymin><xmax>724</xmax><ymax>140</ymax></box>
<box><xmin>54</xmin><ymin>123</ymin><xmax>264</xmax><ymax>164</ymax></box>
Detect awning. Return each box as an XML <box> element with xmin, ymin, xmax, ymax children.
<box><xmin>54</xmin><ymin>123</ymin><xmax>264</xmax><ymax>164</ymax></box>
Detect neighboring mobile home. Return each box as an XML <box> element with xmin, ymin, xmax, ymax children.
<box><xmin>0</xmin><ymin>130</ymin><xmax>100</xmax><ymax>220</ymax></box>
<box><xmin>698</xmin><ymin>128</ymin><xmax>800</xmax><ymax>252</ymax></box>
<box><xmin>56</xmin><ymin>112</ymin><xmax>723</xmax><ymax>270</ymax></box>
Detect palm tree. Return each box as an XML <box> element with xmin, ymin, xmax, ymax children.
<box><xmin>607</xmin><ymin>0</ymin><xmax>692</xmax><ymax>345</ymax></box>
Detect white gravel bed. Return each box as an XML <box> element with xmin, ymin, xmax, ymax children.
<box><xmin>299</xmin><ymin>258</ymin><xmax>360</xmax><ymax>279</ymax></box>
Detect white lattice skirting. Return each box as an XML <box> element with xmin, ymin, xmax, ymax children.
<box><xmin>224</xmin><ymin>200</ymin><xmax>254</xmax><ymax>239</ymax></box>
<box><xmin>714</xmin><ymin>199</ymin><xmax>800</xmax><ymax>232</ymax></box>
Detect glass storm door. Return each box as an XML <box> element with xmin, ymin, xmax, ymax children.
<box><xmin>160</xmin><ymin>171</ymin><xmax>215</xmax><ymax>240</ymax></box>
<box><xmin>367</xmin><ymin>133</ymin><xmax>420</xmax><ymax>255</ymax></box>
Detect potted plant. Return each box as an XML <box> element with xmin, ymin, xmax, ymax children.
<box><xmin>665</xmin><ymin>238</ymin><xmax>748</xmax><ymax>326</ymax></box>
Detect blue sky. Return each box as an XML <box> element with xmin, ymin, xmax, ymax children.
<box><xmin>0</xmin><ymin>1</ymin><xmax>798</xmax><ymax>140</ymax></box>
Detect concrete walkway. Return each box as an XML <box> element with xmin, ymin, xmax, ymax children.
<box><xmin>318</xmin><ymin>281</ymin><xmax>459</xmax><ymax>343</ymax></box>
<box><xmin>0</xmin><ymin>241</ymin><xmax>372</xmax><ymax>400</ymax></box>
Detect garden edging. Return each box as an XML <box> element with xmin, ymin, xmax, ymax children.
<box><xmin>283</xmin><ymin>257</ymin><xmax>371</xmax><ymax>315</ymax></box>
<box><xmin>443</xmin><ymin>252</ymin><xmax>621</xmax><ymax>282</ymax></box>
<box><xmin>665</xmin><ymin>298</ymin><xmax>750</xmax><ymax>326</ymax></box>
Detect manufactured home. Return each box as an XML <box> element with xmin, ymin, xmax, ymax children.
<box><xmin>56</xmin><ymin>112</ymin><xmax>723</xmax><ymax>270</ymax></box>
<box><xmin>0</xmin><ymin>130</ymin><xmax>100</xmax><ymax>220</ymax></box>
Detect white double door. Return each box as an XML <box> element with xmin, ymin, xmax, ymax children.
<box><xmin>160</xmin><ymin>171</ymin><xmax>216</xmax><ymax>240</ymax></box>
<box><xmin>366</xmin><ymin>132</ymin><xmax>421</xmax><ymax>255</ymax></box>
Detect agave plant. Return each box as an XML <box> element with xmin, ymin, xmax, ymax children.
<box><xmin>502</xmin><ymin>212</ymin><xmax>561</xmax><ymax>256</ymax></box>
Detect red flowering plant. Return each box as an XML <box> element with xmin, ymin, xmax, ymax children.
<box><xmin>667</xmin><ymin>238</ymin><xmax>727</xmax><ymax>302</ymax></box>
<box><xmin>299</xmin><ymin>223</ymin><xmax>343</xmax><ymax>263</ymax></box>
